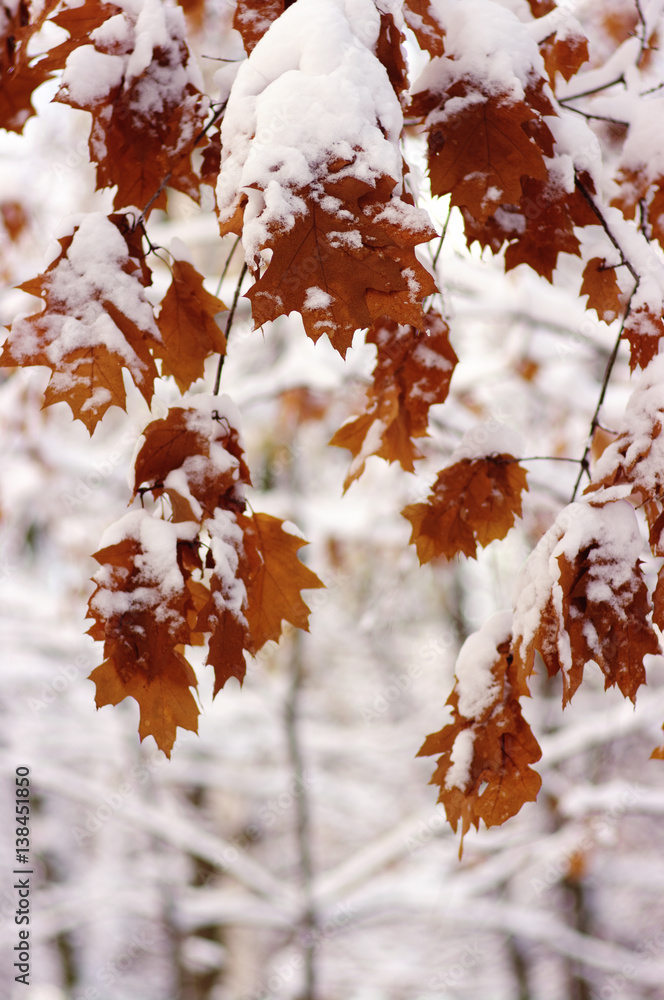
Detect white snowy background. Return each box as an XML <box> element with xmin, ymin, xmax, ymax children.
<box><xmin>2</xmin><ymin>1</ymin><xmax>664</xmax><ymax>998</ymax></box>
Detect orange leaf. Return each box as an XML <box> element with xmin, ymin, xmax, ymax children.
<box><xmin>0</xmin><ymin>0</ymin><xmax>60</xmax><ymax>132</ymax></box>
<box><xmin>581</xmin><ymin>257</ymin><xmax>624</xmax><ymax>323</ymax></box>
<box><xmin>376</xmin><ymin>12</ymin><xmax>408</xmax><ymax>97</ymax></box>
<box><xmin>90</xmin><ymin>653</ymin><xmax>198</xmax><ymax>758</ymax></box>
<box><xmin>622</xmin><ymin>304</ymin><xmax>664</xmax><ymax>371</ymax></box>
<box><xmin>155</xmin><ymin>260</ymin><xmax>227</xmax><ymax>392</ymax></box>
<box><xmin>402</xmin><ymin>0</ymin><xmax>445</xmax><ymax>56</ymax></box>
<box><xmin>54</xmin><ymin>3</ymin><xmax>207</xmax><ymax>211</ymax></box>
<box><xmin>330</xmin><ymin>311</ymin><xmax>457</xmax><ymax>486</ymax></box>
<box><xmin>540</xmin><ymin>28</ymin><xmax>589</xmax><ymax>85</ymax></box>
<box><xmin>418</xmin><ymin>614</ymin><xmax>541</xmax><ymax>845</ymax></box>
<box><xmin>86</xmin><ymin>515</ymin><xmax>202</xmax><ymax>756</ymax></box>
<box><xmin>244</xmin><ymin>174</ymin><xmax>436</xmax><ymax>357</ymax></box>
<box><xmin>133</xmin><ymin>401</ymin><xmax>251</xmax><ymax>521</ymax></box>
<box><xmin>233</xmin><ymin>0</ymin><xmax>284</xmax><ymax>53</ymax></box>
<box><xmin>239</xmin><ymin>512</ymin><xmax>324</xmax><ymax>653</ymax></box>
<box><xmin>413</xmin><ymin>85</ymin><xmax>551</xmax><ymax>223</ymax></box>
<box><xmin>402</xmin><ymin>455</ymin><xmax>528</xmax><ymax>563</ymax></box>
<box><xmin>513</xmin><ymin>501</ymin><xmax>659</xmax><ymax>706</ymax></box>
<box><xmin>0</xmin><ymin>215</ymin><xmax>160</xmax><ymax>431</ymax></box>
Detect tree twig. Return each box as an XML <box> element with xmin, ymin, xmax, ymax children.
<box><xmin>213</xmin><ymin>261</ymin><xmax>248</xmax><ymax>395</ymax></box>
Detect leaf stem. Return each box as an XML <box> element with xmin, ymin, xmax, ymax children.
<box><xmin>213</xmin><ymin>261</ymin><xmax>247</xmax><ymax>395</ymax></box>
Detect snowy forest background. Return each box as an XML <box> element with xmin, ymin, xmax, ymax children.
<box><xmin>3</xmin><ymin>0</ymin><xmax>664</xmax><ymax>998</ymax></box>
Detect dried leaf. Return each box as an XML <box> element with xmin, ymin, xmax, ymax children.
<box><xmin>155</xmin><ymin>260</ymin><xmax>227</xmax><ymax>392</ymax></box>
<box><xmin>0</xmin><ymin>215</ymin><xmax>160</xmax><ymax>431</ymax></box>
<box><xmin>233</xmin><ymin>0</ymin><xmax>284</xmax><ymax>53</ymax></box>
<box><xmin>330</xmin><ymin>310</ymin><xmax>457</xmax><ymax>486</ymax></box>
<box><xmin>419</xmin><ymin>616</ymin><xmax>541</xmax><ymax>845</ymax></box>
<box><xmin>513</xmin><ymin>501</ymin><xmax>659</xmax><ymax>706</ymax></box>
<box><xmin>412</xmin><ymin>84</ymin><xmax>551</xmax><ymax>223</ymax></box>
<box><xmin>87</xmin><ymin>516</ymin><xmax>202</xmax><ymax>756</ymax></box>
<box><xmin>581</xmin><ymin>257</ymin><xmax>624</xmax><ymax>323</ymax></box>
<box><xmin>403</xmin><ymin>455</ymin><xmax>528</xmax><ymax>563</ymax></box>
<box><xmin>133</xmin><ymin>401</ymin><xmax>251</xmax><ymax>521</ymax></box>
<box><xmin>239</xmin><ymin>512</ymin><xmax>324</xmax><ymax>653</ymax></box>
<box><xmin>540</xmin><ymin>29</ymin><xmax>589</xmax><ymax>85</ymax></box>
<box><xmin>54</xmin><ymin>3</ymin><xmax>207</xmax><ymax>211</ymax></box>
<box><xmin>243</xmin><ymin>173</ymin><xmax>436</xmax><ymax>357</ymax></box>
<box><xmin>402</xmin><ymin>0</ymin><xmax>445</xmax><ymax>56</ymax></box>
<box><xmin>0</xmin><ymin>0</ymin><xmax>59</xmax><ymax>132</ymax></box>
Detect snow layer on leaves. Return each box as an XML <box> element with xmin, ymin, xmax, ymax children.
<box><xmin>11</xmin><ymin>213</ymin><xmax>158</xmax><ymax>364</ymax></box>
<box><xmin>61</xmin><ymin>47</ymin><xmax>125</xmax><ymax>105</ymax></box>
<box><xmin>444</xmin><ymin>728</ymin><xmax>476</xmax><ymax>790</ymax></box>
<box><xmin>411</xmin><ymin>0</ymin><xmax>545</xmax><ymax>101</ymax></box>
<box><xmin>455</xmin><ymin>610</ymin><xmax>512</xmax><ymax>718</ymax></box>
<box><xmin>206</xmin><ymin>508</ymin><xmax>247</xmax><ymax>620</ymax></box>
<box><xmin>217</xmin><ymin>0</ymin><xmax>406</xmax><ymax>260</ymax></box>
<box><xmin>62</xmin><ymin>0</ymin><xmax>203</xmax><ymax>118</ymax></box>
<box><xmin>592</xmin><ymin>353</ymin><xmax>664</xmax><ymax>495</ymax></box>
<box><xmin>92</xmin><ymin>509</ymin><xmax>197</xmax><ymax>620</ymax></box>
<box><xmin>512</xmin><ymin>500</ymin><xmax>643</xmax><ymax>670</ymax></box>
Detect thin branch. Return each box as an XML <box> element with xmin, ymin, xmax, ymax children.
<box><xmin>215</xmin><ymin>234</ymin><xmax>241</xmax><ymax>297</ymax></box>
<box><xmin>432</xmin><ymin>200</ymin><xmax>453</xmax><ymax>267</ymax></box>
<box><xmin>570</xmin><ymin>287</ymin><xmax>637</xmax><ymax>502</ymax></box>
<box><xmin>213</xmin><ymin>261</ymin><xmax>248</xmax><ymax>395</ymax></box>
<box><xmin>559</xmin><ymin>104</ymin><xmax>628</xmax><ymax>127</ymax></box>
<box><xmin>285</xmin><ymin>632</ymin><xmax>318</xmax><ymax>1000</ymax></box>
<box><xmin>558</xmin><ymin>75</ymin><xmax>625</xmax><ymax>104</ymax></box>
<box><xmin>574</xmin><ymin>176</ymin><xmax>639</xmax><ymax>284</ymax></box>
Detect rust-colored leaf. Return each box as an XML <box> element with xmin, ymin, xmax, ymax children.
<box><xmin>133</xmin><ymin>402</ymin><xmax>251</xmax><ymax>520</ymax></box>
<box><xmin>54</xmin><ymin>3</ymin><xmax>207</xmax><ymax>212</ymax></box>
<box><xmin>622</xmin><ymin>304</ymin><xmax>664</xmax><ymax>371</ymax></box>
<box><xmin>239</xmin><ymin>511</ymin><xmax>324</xmax><ymax>653</ymax></box>
<box><xmin>540</xmin><ymin>29</ymin><xmax>589</xmax><ymax>85</ymax></box>
<box><xmin>419</xmin><ymin>615</ymin><xmax>541</xmax><ymax>846</ymax></box>
<box><xmin>402</xmin><ymin>0</ymin><xmax>445</xmax><ymax>56</ymax></box>
<box><xmin>0</xmin><ymin>0</ymin><xmax>60</xmax><ymax>133</ymax></box>
<box><xmin>581</xmin><ymin>257</ymin><xmax>624</xmax><ymax>323</ymax></box>
<box><xmin>402</xmin><ymin>455</ymin><xmax>528</xmax><ymax>563</ymax></box>
<box><xmin>412</xmin><ymin>84</ymin><xmax>551</xmax><ymax>223</ymax></box>
<box><xmin>513</xmin><ymin>501</ymin><xmax>659</xmax><ymax>706</ymax></box>
<box><xmin>243</xmin><ymin>174</ymin><xmax>436</xmax><ymax>357</ymax></box>
<box><xmin>155</xmin><ymin>260</ymin><xmax>226</xmax><ymax>392</ymax></box>
<box><xmin>87</xmin><ymin>517</ymin><xmax>202</xmax><ymax>756</ymax></box>
<box><xmin>330</xmin><ymin>310</ymin><xmax>457</xmax><ymax>486</ymax></box>
<box><xmin>0</xmin><ymin>215</ymin><xmax>160</xmax><ymax>431</ymax></box>
<box><xmin>233</xmin><ymin>0</ymin><xmax>284</xmax><ymax>53</ymax></box>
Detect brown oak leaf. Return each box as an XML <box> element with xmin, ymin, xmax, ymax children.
<box><xmin>54</xmin><ymin>3</ymin><xmax>207</xmax><ymax>211</ymax></box>
<box><xmin>419</xmin><ymin>615</ymin><xmax>541</xmax><ymax>846</ymax></box>
<box><xmin>87</xmin><ymin>516</ymin><xmax>202</xmax><ymax>756</ymax></box>
<box><xmin>0</xmin><ymin>0</ymin><xmax>59</xmax><ymax>132</ymax></box>
<box><xmin>513</xmin><ymin>501</ymin><xmax>659</xmax><ymax>706</ymax></box>
<box><xmin>239</xmin><ymin>511</ymin><xmax>324</xmax><ymax>653</ymax></box>
<box><xmin>411</xmin><ymin>83</ymin><xmax>551</xmax><ymax>223</ymax></box>
<box><xmin>622</xmin><ymin>303</ymin><xmax>664</xmax><ymax>371</ymax></box>
<box><xmin>241</xmin><ymin>173</ymin><xmax>436</xmax><ymax>357</ymax></box>
<box><xmin>462</xmin><ymin>174</ymin><xmax>595</xmax><ymax>281</ymax></box>
<box><xmin>402</xmin><ymin>0</ymin><xmax>445</xmax><ymax>56</ymax></box>
<box><xmin>580</xmin><ymin>257</ymin><xmax>624</xmax><ymax>323</ymax></box>
<box><xmin>233</xmin><ymin>0</ymin><xmax>284</xmax><ymax>53</ymax></box>
<box><xmin>330</xmin><ymin>310</ymin><xmax>457</xmax><ymax>486</ymax></box>
<box><xmin>133</xmin><ymin>401</ymin><xmax>251</xmax><ymax>521</ymax></box>
<box><xmin>540</xmin><ymin>28</ymin><xmax>589</xmax><ymax>85</ymax></box>
<box><xmin>155</xmin><ymin>259</ymin><xmax>227</xmax><ymax>392</ymax></box>
<box><xmin>0</xmin><ymin>214</ymin><xmax>160</xmax><ymax>431</ymax></box>
<box><xmin>402</xmin><ymin>455</ymin><xmax>528</xmax><ymax>563</ymax></box>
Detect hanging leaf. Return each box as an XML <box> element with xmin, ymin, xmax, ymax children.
<box><xmin>402</xmin><ymin>455</ymin><xmax>528</xmax><ymax>563</ymax></box>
